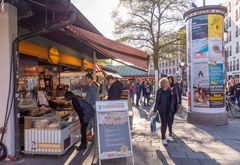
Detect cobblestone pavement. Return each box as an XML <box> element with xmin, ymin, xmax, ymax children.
<box><xmin>3</xmin><ymin>98</ymin><xmax>240</xmax><ymax>165</ymax></box>
<box><xmin>131</xmin><ymin>98</ymin><xmax>240</xmax><ymax>165</ymax></box>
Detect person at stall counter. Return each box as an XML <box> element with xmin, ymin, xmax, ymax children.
<box><xmin>82</xmin><ymin>74</ymin><xmax>98</xmax><ymax>106</ymax></box>
<box><xmin>106</xmin><ymin>75</ymin><xmax>124</xmax><ymax>100</ymax></box>
<box><xmin>64</xmin><ymin>91</ymin><xmax>94</xmax><ymax>151</ymax></box>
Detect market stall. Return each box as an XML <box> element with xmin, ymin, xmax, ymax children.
<box><xmin>17</xmin><ymin>45</ymin><xmax>90</xmax><ymax>155</ymax></box>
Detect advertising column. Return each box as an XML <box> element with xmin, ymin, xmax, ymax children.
<box><xmin>184</xmin><ymin>6</ymin><xmax>227</xmax><ymax>125</ymax></box>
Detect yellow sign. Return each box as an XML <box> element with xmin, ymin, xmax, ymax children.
<box><xmin>48</xmin><ymin>47</ymin><xmax>60</xmax><ymax>64</ymax></box>
<box><xmin>37</xmin><ymin>142</ymin><xmax>61</xmax><ymax>149</ymax></box>
<box><xmin>208</xmin><ymin>14</ymin><xmax>223</xmax><ymax>38</ymax></box>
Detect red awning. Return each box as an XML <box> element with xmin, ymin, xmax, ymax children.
<box><xmin>63</xmin><ymin>25</ymin><xmax>148</xmax><ymax>69</ymax></box>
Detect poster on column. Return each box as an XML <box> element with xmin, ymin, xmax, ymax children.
<box><xmin>209</xmin><ymin>85</ymin><xmax>224</xmax><ymax>108</ymax></box>
<box><xmin>192</xmin><ymin>15</ymin><xmax>208</xmax><ymax>39</ymax></box>
<box><xmin>192</xmin><ymin>39</ymin><xmax>209</xmax><ymax>62</ymax></box>
<box><xmin>208</xmin><ymin>38</ymin><xmax>224</xmax><ymax>62</ymax></box>
<box><xmin>208</xmin><ymin>14</ymin><xmax>223</xmax><ymax>38</ymax></box>
<box><xmin>192</xmin><ymin>62</ymin><xmax>210</xmax><ymax>107</ymax></box>
<box><xmin>209</xmin><ymin>63</ymin><xmax>224</xmax><ymax>85</ymax></box>
<box><xmin>96</xmin><ymin>100</ymin><xmax>133</xmax><ymax>160</ymax></box>
<box><xmin>187</xmin><ymin>19</ymin><xmax>192</xmax><ymax>63</ymax></box>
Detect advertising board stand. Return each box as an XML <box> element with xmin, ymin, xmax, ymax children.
<box><xmin>96</xmin><ymin>100</ymin><xmax>134</xmax><ymax>165</ymax></box>
<box><xmin>183</xmin><ymin>5</ymin><xmax>228</xmax><ymax>125</ymax></box>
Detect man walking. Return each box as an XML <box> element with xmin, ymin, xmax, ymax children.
<box><xmin>136</xmin><ymin>80</ymin><xmax>142</xmax><ymax>106</ymax></box>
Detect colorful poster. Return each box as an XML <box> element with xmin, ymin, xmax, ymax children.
<box><xmin>187</xmin><ymin>20</ymin><xmax>192</xmax><ymax>63</ymax></box>
<box><xmin>192</xmin><ymin>63</ymin><xmax>210</xmax><ymax>108</ymax></box>
<box><xmin>192</xmin><ymin>38</ymin><xmax>209</xmax><ymax>62</ymax></box>
<box><xmin>209</xmin><ymin>85</ymin><xmax>224</xmax><ymax>108</ymax></box>
<box><xmin>96</xmin><ymin>100</ymin><xmax>133</xmax><ymax>160</ymax></box>
<box><xmin>209</xmin><ymin>38</ymin><xmax>224</xmax><ymax>62</ymax></box>
<box><xmin>208</xmin><ymin>14</ymin><xmax>223</xmax><ymax>38</ymax></box>
<box><xmin>192</xmin><ymin>15</ymin><xmax>208</xmax><ymax>40</ymax></box>
<box><xmin>209</xmin><ymin>63</ymin><xmax>224</xmax><ymax>85</ymax></box>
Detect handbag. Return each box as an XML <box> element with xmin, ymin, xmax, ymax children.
<box><xmin>155</xmin><ymin>112</ymin><xmax>160</xmax><ymax>123</ymax></box>
<box><xmin>177</xmin><ymin>105</ymin><xmax>183</xmax><ymax>114</ymax></box>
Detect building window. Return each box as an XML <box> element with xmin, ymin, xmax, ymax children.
<box><xmin>236</xmin><ymin>10</ymin><xmax>239</xmax><ymax>21</ymax></box>
<box><xmin>237</xmin><ymin>59</ymin><xmax>240</xmax><ymax>70</ymax></box>
<box><xmin>227</xmin><ymin>62</ymin><xmax>229</xmax><ymax>72</ymax></box>
<box><xmin>236</xmin><ymin>0</ymin><xmax>238</xmax><ymax>5</ymax></box>
<box><xmin>236</xmin><ymin>26</ymin><xmax>239</xmax><ymax>37</ymax></box>
<box><xmin>229</xmin><ymin>2</ymin><xmax>231</xmax><ymax>12</ymax></box>
<box><xmin>234</xmin><ymin>60</ymin><xmax>236</xmax><ymax>71</ymax></box>
<box><xmin>229</xmin><ymin>31</ymin><xmax>232</xmax><ymax>41</ymax></box>
<box><xmin>237</xmin><ymin>42</ymin><xmax>239</xmax><ymax>53</ymax></box>
<box><xmin>173</xmin><ymin>68</ymin><xmax>176</xmax><ymax>74</ymax></box>
<box><xmin>229</xmin><ymin>17</ymin><xmax>231</xmax><ymax>27</ymax></box>
<box><xmin>230</xmin><ymin>61</ymin><xmax>232</xmax><ymax>71</ymax></box>
<box><xmin>225</xmin><ymin>49</ymin><xmax>228</xmax><ymax>58</ymax></box>
<box><xmin>230</xmin><ymin>46</ymin><xmax>232</xmax><ymax>56</ymax></box>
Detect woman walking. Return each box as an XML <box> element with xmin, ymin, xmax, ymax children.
<box><xmin>154</xmin><ymin>78</ymin><xmax>172</xmax><ymax>146</ymax></box>
<box><xmin>167</xmin><ymin>76</ymin><xmax>182</xmax><ymax>138</ymax></box>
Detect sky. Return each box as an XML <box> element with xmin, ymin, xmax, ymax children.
<box><xmin>72</xmin><ymin>0</ymin><xmax>221</xmax><ymax>39</ymax></box>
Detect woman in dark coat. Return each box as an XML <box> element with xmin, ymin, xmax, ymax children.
<box><xmin>167</xmin><ymin>76</ymin><xmax>182</xmax><ymax>137</ymax></box>
<box><xmin>154</xmin><ymin>78</ymin><xmax>172</xmax><ymax>146</ymax></box>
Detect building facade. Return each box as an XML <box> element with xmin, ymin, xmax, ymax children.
<box><xmin>224</xmin><ymin>0</ymin><xmax>240</xmax><ymax>79</ymax></box>
<box><xmin>158</xmin><ymin>27</ymin><xmax>187</xmax><ymax>81</ymax></box>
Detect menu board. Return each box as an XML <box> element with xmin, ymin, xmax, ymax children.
<box><xmin>96</xmin><ymin>100</ymin><xmax>133</xmax><ymax>160</ymax></box>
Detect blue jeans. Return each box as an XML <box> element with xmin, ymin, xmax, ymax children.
<box><xmin>236</xmin><ymin>96</ymin><xmax>240</xmax><ymax>107</ymax></box>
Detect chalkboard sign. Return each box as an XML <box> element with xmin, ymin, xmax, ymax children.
<box><xmin>96</xmin><ymin>100</ymin><xmax>133</xmax><ymax>160</ymax></box>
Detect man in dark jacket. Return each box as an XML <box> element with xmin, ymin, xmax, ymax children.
<box><xmin>65</xmin><ymin>91</ymin><xmax>94</xmax><ymax>151</ymax></box>
<box><xmin>106</xmin><ymin>75</ymin><xmax>124</xmax><ymax>100</ymax></box>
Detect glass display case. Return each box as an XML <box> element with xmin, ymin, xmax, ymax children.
<box><xmin>24</xmin><ymin>112</ymin><xmax>80</xmax><ymax>155</ymax></box>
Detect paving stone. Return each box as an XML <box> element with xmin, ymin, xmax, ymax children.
<box><xmin>207</xmin><ymin>153</ymin><xmax>225</xmax><ymax>160</ymax></box>
<box><xmin>179</xmin><ymin>158</ymin><xmax>202</xmax><ymax>165</ymax></box>
<box><xmin>185</xmin><ymin>152</ymin><xmax>206</xmax><ymax>159</ymax></box>
<box><xmin>168</xmin><ymin>151</ymin><xmax>188</xmax><ymax>159</ymax></box>
<box><xmin>172</xmin><ymin>158</ymin><xmax>182</xmax><ymax>165</ymax></box>
<box><xmin>199</xmin><ymin>159</ymin><xmax>218</xmax><ymax>165</ymax></box>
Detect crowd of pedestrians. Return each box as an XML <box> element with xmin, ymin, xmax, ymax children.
<box><xmin>123</xmin><ymin>79</ymin><xmax>154</xmax><ymax>106</ymax></box>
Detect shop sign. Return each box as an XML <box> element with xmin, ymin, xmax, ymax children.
<box><xmin>96</xmin><ymin>100</ymin><xmax>133</xmax><ymax>160</ymax></box>
<box><xmin>48</xmin><ymin>47</ymin><xmax>60</xmax><ymax>64</ymax></box>
<box><xmin>37</xmin><ymin>142</ymin><xmax>61</xmax><ymax>149</ymax></box>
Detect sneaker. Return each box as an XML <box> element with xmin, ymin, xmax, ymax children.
<box><xmin>162</xmin><ymin>139</ymin><xmax>168</xmax><ymax>146</ymax></box>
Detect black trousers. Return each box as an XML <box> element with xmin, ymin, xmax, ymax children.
<box><xmin>76</xmin><ymin>111</ymin><xmax>89</xmax><ymax>145</ymax></box>
<box><xmin>136</xmin><ymin>92</ymin><xmax>141</xmax><ymax>106</ymax></box>
<box><xmin>81</xmin><ymin>122</ymin><xmax>89</xmax><ymax>145</ymax></box>
<box><xmin>159</xmin><ymin>110</ymin><xmax>170</xmax><ymax>139</ymax></box>
<box><xmin>168</xmin><ymin>105</ymin><xmax>177</xmax><ymax>134</ymax></box>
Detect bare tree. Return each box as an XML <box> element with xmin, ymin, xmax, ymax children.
<box><xmin>112</xmin><ymin>0</ymin><xmax>189</xmax><ymax>90</ymax></box>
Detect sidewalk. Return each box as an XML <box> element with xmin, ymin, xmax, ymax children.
<box><xmin>3</xmin><ymin>99</ymin><xmax>240</xmax><ymax>165</ymax></box>
<box><xmin>131</xmin><ymin>99</ymin><xmax>240</xmax><ymax>165</ymax></box>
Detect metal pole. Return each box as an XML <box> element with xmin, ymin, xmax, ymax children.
<box><xmin>93</xmin><ymin>51</ymin><xmax>97</xmax><ymax>81</ymax></box>
<box><xmin>203</xmin><ymin>0</ymin><xmax>206</xmax><ymax>6</ymax></box>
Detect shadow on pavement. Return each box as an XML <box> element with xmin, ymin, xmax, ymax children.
<box><xmin>3</xmin><ymin>141</ymin><xmax>95</xmax><ymax>165</ymax></box>
<box><xmin>162</xmin><ymin>133</ymin><xmax>219</xmax><ymax>165</ymax></box>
